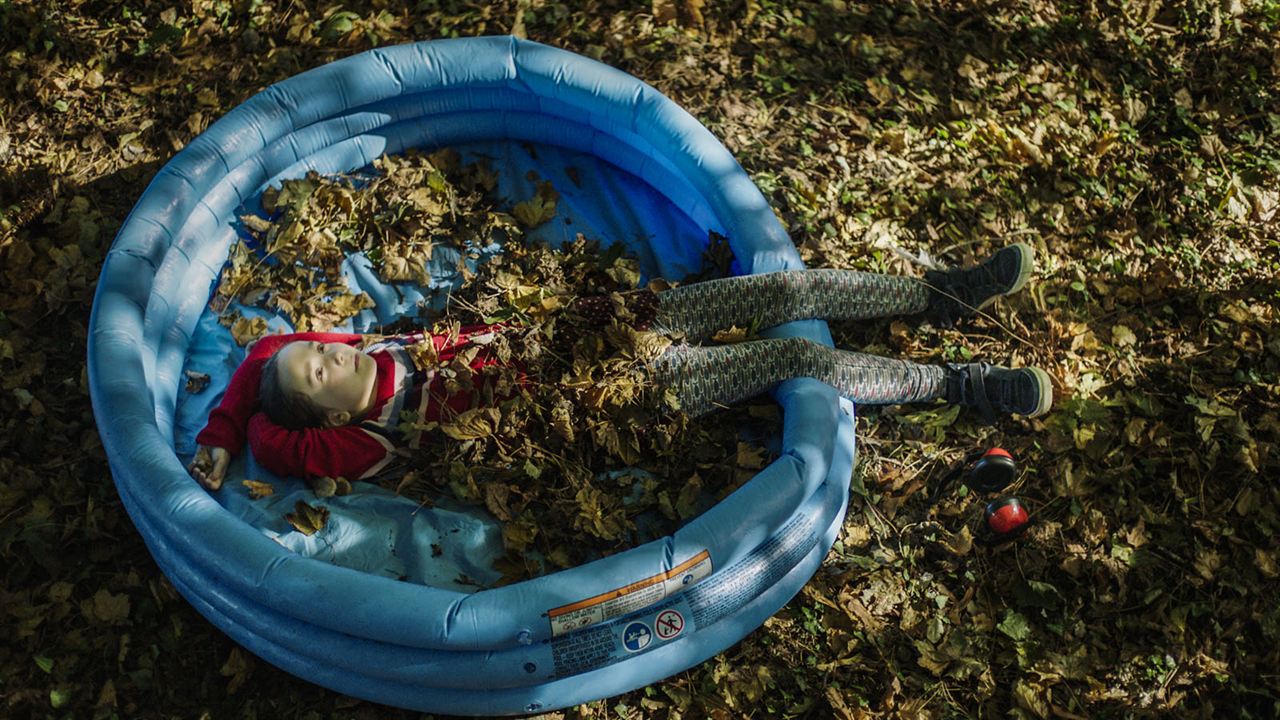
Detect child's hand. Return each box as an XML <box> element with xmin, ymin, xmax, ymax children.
<box><xmin>188</xmin><ymin>445</ymin><xmax>231</xmax><ymax>490</ymax></box>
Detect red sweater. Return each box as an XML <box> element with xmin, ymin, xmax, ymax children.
<box><xmin>196</xmin><ymin>326</ymin><xmax>513</xmax><ymax>480</ymax></box>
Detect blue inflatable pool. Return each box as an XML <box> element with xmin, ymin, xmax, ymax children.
<box><xmin>88</xmin><ymin>36</ymin><xmax>856</xmax><ymax>715</ymax></box>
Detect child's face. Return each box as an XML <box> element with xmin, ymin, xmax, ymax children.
<box><xmin>275</xmin><ymin>340</ymin><xmax>378</xmax><ymax>425</ymax></box>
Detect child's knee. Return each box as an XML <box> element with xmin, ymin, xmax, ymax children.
<box><xmin>772</xmin><ymin>336</ymin><xmax>834</xmax><ymax>375</ymax></box>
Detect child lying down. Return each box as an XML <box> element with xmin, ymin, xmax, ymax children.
<box><xmin>188</xmin><ymin>242</ymin><xmax>1053</xmax><ymax>490</ymax></box>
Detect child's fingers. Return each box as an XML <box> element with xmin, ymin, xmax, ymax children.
<box><xmin>185</xmin><ymin>446</ymin><xmax>228</xmax><ymax>491</ymax></box>
<box><xmin>189</xmin><ymin>464</ymin><xmax>222</xmax><ymax>491</ymax></box>
<box><xmin>199</xmin><ymin>472</ymin><xmax>222</xmax><ymax>491</ymax></box>
<box><xmin>209</xmin><ymin>460</ymin><xmax>229</xmax><ymax>490</ymax></box>
<box><xmin>187</xmin><ymin>449</ymin><xmax>209</xmax><ymax>475</ymax></box>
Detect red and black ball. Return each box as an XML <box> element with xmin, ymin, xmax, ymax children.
<box><xmin>969</xmin><ymin>447</ymin><xmax>1018</xmax><ymax>493</ymax></box>
<box><xmin>984</xmin><ymin>496</ymin><xmax>1031</xmax><ymax>541</ymax></box>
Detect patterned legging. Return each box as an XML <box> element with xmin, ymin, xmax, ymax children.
<box><xmin>648</xmin><ymin>269</ymin><xmax>948</xmax><ymax>417</ymax></box>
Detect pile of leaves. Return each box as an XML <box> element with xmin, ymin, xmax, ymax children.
<box><xmin>218</xmin><ymin>150</ymin><xmax>777</xmax><ymax>582</ymax></box>
<box><xmin>217</xmin><ymin>147</ymin><xmax>513</xmax><ymax>337</ymax></box>
<box><xmin>401</xmin><ymin>238</ymin><xmax>779</xmax><ymax>580</ymax></box>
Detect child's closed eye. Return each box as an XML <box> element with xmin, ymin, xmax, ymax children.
<box><xmin>315</xmin><ymin>343</ymin><xmax>326</xmax><ymax>383</ymax></box>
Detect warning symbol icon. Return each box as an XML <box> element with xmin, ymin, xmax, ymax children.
<box><xmin>655</xmin><ymin>609</ymin><xmax>685</xmax><ymax>640</ymax></box>
<box><xmin>622</xmin><ymin>621</ymin><xmax>652</xmax><ymax>653</ymax></box>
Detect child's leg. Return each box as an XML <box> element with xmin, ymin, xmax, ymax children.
<box><xmin>649</xmin><ymin>337</ymin><xmax>945</xmax><ymax>417</ymax></box>
<box><xmin>652</xmin><ymin>242</ymin><xmax>1035</xmax><ymax>342</ymax></box>
<box><xmin>649</xmin><ymin>337</ymin><xmax>1052</xmax><ymax>420</ymax></box>
<box><xmin>652</xmin><ymin>269</ymin><xmax>930</xmax><ymax>344</ymax></box>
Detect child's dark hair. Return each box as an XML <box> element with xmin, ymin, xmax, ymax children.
<box><xmin>259</xmin><ymin>350</ymin><xmax>328</xmax><ymax>429</ymax></box>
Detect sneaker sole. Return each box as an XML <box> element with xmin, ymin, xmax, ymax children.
<box><xmin>1023</xmin><ymin>366</ymin><xmax>1054</xmax><ymax>418</ymax></box>
<box><xmin>979</xmin><ymin>241</ymin><xmax>1035</xmax><ymax>309</ymax></box>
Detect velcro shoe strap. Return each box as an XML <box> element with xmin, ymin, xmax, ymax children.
<box><xmin>969</xmin><ymin>362</ymin><xmax>996</xmax><ymax>424</ymax></box>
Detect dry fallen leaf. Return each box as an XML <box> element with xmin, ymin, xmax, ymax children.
<box><xmin>227</xmin><ymin>314</ymin><xmax>267</xmax><ymax>346</ymax></box>
<box><xmin>711</xmin><ymin>325</ymin><xmax>751</xmax><ymax>344</ymax></box>
<box><xmin>439</xmin><ymin>407</ymin><xmax>500</xmax><ymax>441</ymax></box>
<box><xmin>284</xmin><ymin>500</ymin><xmax>330</xmax><ymax>536</ymax></box>
<box><xmin>511</xmin><ymin>180</ymin><xmax>559</xmax><ymax>228</ymax></box>
<box><xmin>241</xmin><ymin>479</ymin><xmax>274</xmax><ymax>499</ymax></box>
<box><xmin>183</xmin><ymin>370</ymin><xmax>211</xmax><ymax>394</ymax></box>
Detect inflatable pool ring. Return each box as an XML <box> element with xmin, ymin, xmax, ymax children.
<box><xmin>88</xmin><ymin>37</ymin><xmax>857</xmax><ymax>715</ymax></box>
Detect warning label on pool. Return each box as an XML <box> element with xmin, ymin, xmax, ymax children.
<box><xmin>550</xmin><ymin>625</ymin><xmax>616</xmax><ymax>677</ymax></box>
<box><xmin>547</xmin><ymin>550</ymin><xmax>713</xmax><ymax>637</ymax></box>
<box><xmin>654</xmin><ymin>609</ymin><xmax>685</xmax><ymax>640</ymax></box>
<box><xmin>684</xmin><ymin>514</ymin><xmax>815</xmax><ymax>629</ymax></box>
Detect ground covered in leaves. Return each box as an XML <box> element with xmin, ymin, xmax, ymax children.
<box><xmin>3</xmin><ymin>0</ymin><xmax>1279</xmax><ymax>718</ymax></box>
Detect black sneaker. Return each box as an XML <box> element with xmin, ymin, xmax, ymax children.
<box><xmin>925</xmin><ymin>242</ymin><xmax>1035</xmax><ymax>327</ymax></box>
<box><xmin>946</xmin><ymin>362</ymin><xmax>1053</xmax><ymax>422</ymax></box>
